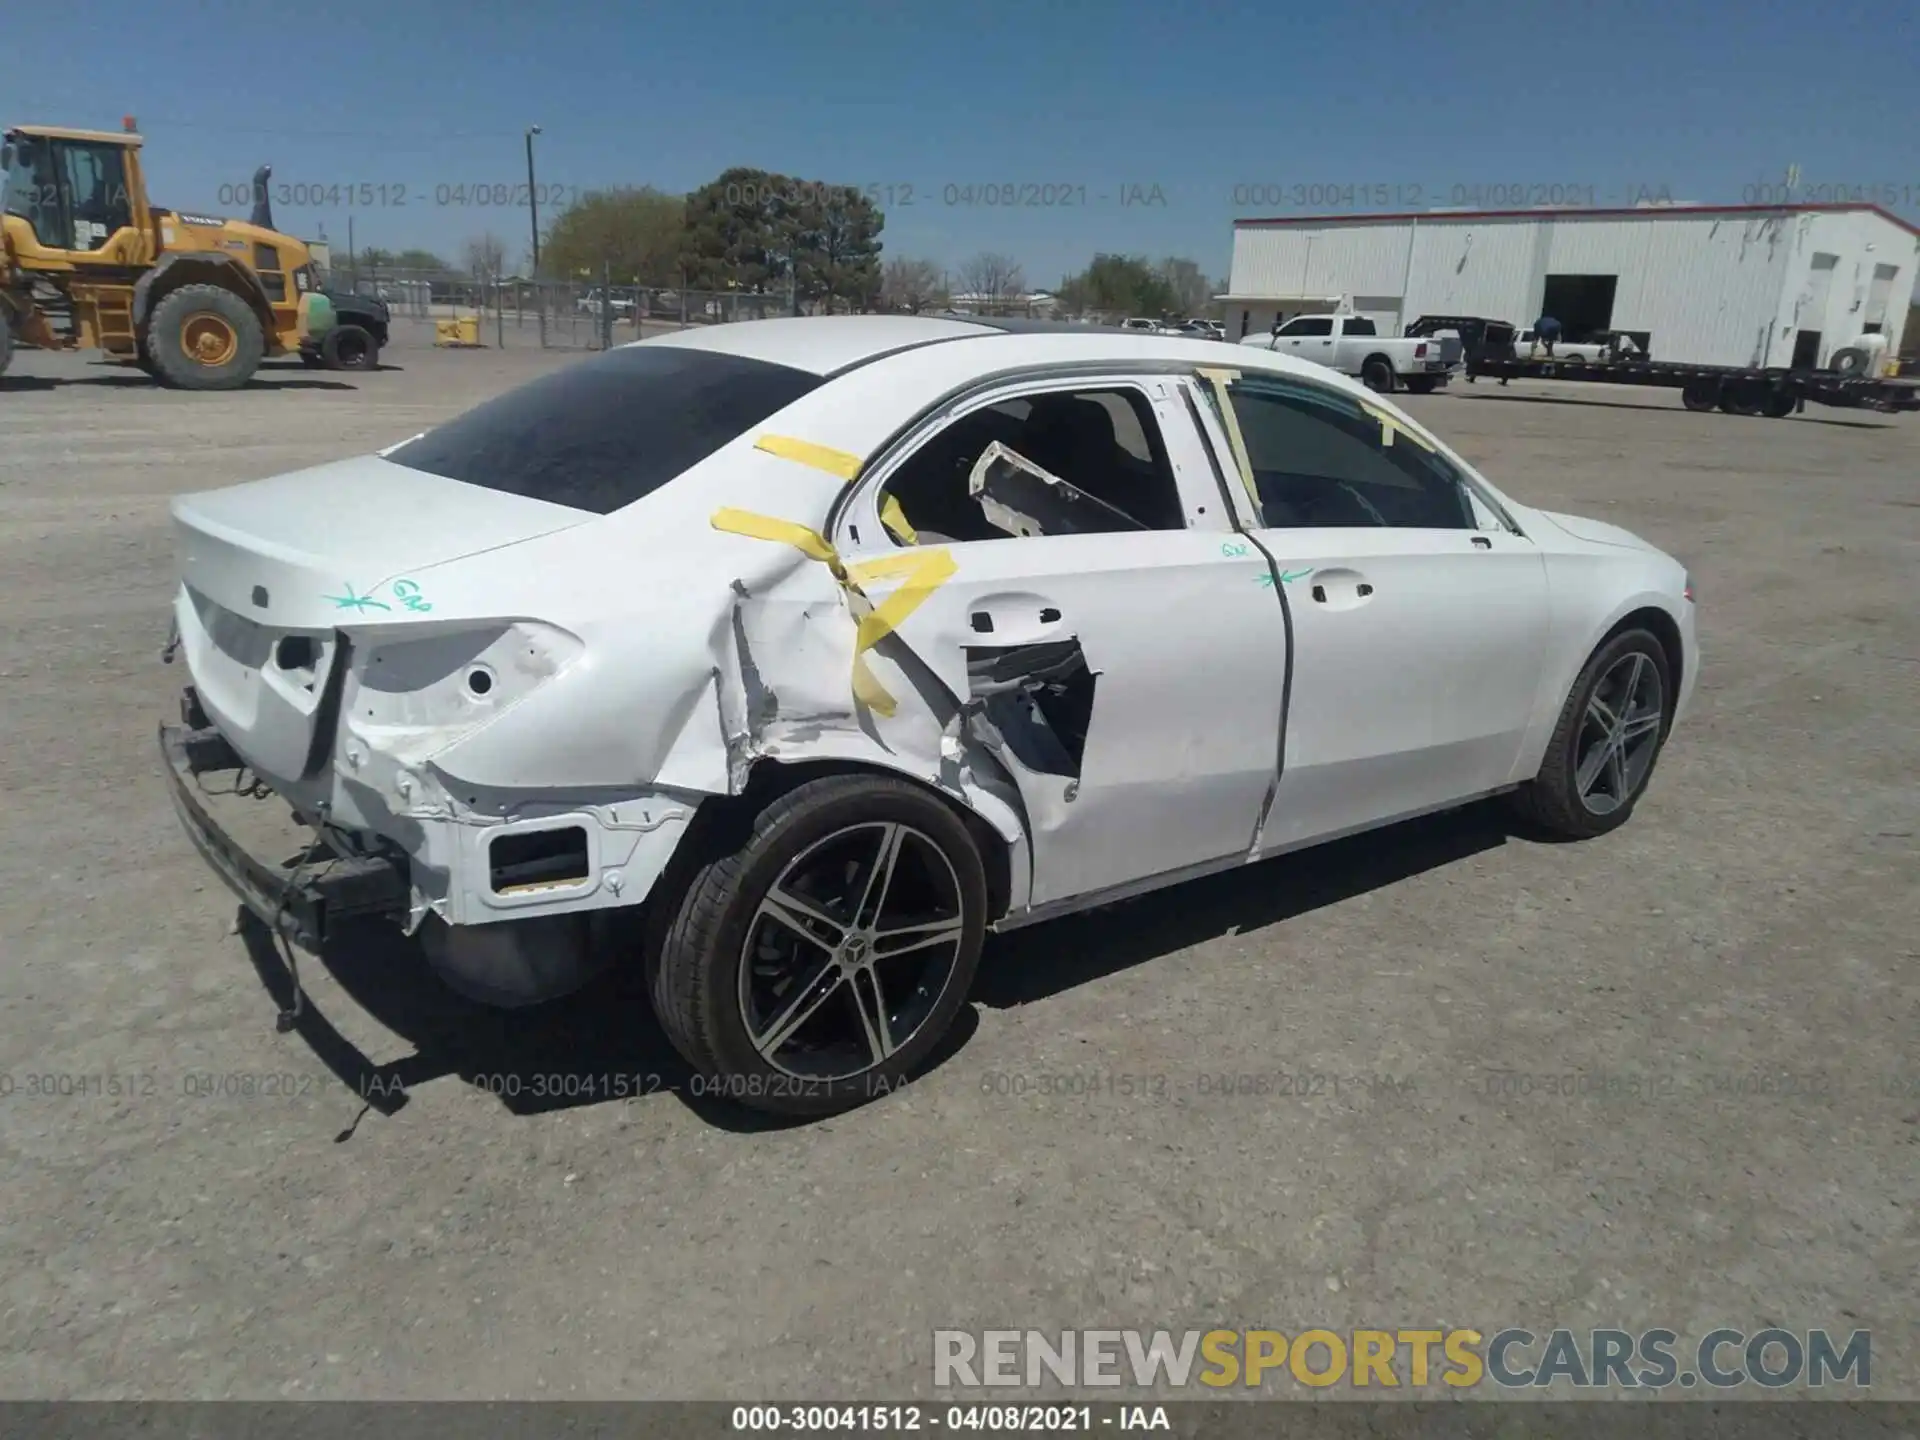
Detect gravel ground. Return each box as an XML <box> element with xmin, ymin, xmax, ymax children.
<box><xmin>1</xmin><ymin>346</ymin><xmax>1914</xmax><ymax>1400</ymax></box>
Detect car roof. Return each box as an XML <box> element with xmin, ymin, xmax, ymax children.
<box><xmin>636</xmin><ymin>314</ymin><xmax>1378</xmax><ymax>394</ymax></box>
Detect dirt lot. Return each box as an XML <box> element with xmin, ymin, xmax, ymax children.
<box><xmin>1</xmin><ymin>346</ymin><xmax>1914</xmax><ymax>1400</ymax></box>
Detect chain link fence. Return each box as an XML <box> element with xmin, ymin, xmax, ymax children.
<box><xmin>321</xmin><ymin>266</ymin><xmax>906</xmax><ymax>351</ymax></box>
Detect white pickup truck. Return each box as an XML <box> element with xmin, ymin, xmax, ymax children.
<box><xmin>1238</xmin><ymin>313</ymin><xmax>1454</xmax><ymax>393</ymax></box>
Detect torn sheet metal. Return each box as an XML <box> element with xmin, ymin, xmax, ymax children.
<box><xmin>966</xmin><ymin>442</ymin><xmax>1147</xmax><ymax>538</ymax></box>
<box><xmin>710</xmin><ymin>506</ymin><xmax>957</xmax><ymax>718</ymax></box>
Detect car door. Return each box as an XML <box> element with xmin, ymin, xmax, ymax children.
<box><xmin>1283</xmin><ymin>314</ymin><xmax>1338</xmax><ymax>367</ymax></box>
<box><xmin>842</xmin><ymin>375</ymin><xmax>1290</xmax><ymax>909</ymax></box>
<box><xmin>1189</xmin><ymin>370</ymin><xmax>1551</xmax><ymax>854</ymax></box>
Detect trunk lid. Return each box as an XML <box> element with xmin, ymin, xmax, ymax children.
<box><xmin>170</xmin><ymin>455</ymin><xmax>592</xmax><ymax>785</ymax></box>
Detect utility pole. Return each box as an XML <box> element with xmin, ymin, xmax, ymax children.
<box><xmin>525</xmin><ymin>125</ymin><xmax>543</xmax><ymax>346</ymax></box>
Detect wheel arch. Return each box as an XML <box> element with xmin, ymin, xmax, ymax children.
<box><xmin>1599</xmin><ymin>603</ymin><xmax>1684</xmax><ymax>731</ymax></box>
<box><xmin>1515</xmin><ymin>591</ymin><xmax>1689</xmax><ymax>782</ymax></box>
<box><xmin>683</xmin><ymin>755</ymin><xmax>1028</xmax><ymax>923</ymax></box>
<box><xmin>133</xmin><ymin>254</ymin><xmax>274</xmax><ymax>339</ymax></box>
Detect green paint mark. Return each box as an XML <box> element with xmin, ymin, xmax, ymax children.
<box><xmin>1220</xmin><ymin>541</ymin><xmax>1251</xmax><ymax>558</ymax></box>
<box><xmin>326</xmin><ymin>584</ymin><xmax>391</xmax><ymax>613</ymax></box>
<box><xmin>1253</xmin><ymin>573</ymin><xmax>1275</xmax><ymax>588</ymax></box>
<box><xmin>1278</xmin><ymin>569</ymin><xmax>1312</xmax><ymax>584</ymax></box>
<box><xmin>391</xmin><ymin>578</ymin><xmax>434</xmax><ymax>613</ymax></box>
<box><xmin>326</xmin><ymin>579</ymin><xmax>433</xmax><ymax>614</ymax></box>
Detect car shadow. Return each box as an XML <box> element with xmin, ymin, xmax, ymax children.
<box><xmin>238</xmin><ymin>799</ymin><xmax>1519</xmax><ymax>1133</ymax></box>
<box><xmin>1450</xmin><ymin>387</ymin><xmax>1896</xmax><ymax>428</ymax></box>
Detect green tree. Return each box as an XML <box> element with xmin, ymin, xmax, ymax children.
<box><xmin>392</xmin><ymin>248</ymin><xmax>452</xmax><ymax>273</ymax></box>
<box><xmin>1158</xmin><ymin>256</ymin><xmax>1213</xmax><ymax>316</ymax></box>
<box><xmin>1057</xmin><ymin>253</ymin><xmax>1175</xmax><ymax>319</ymax></box>
<box><xmin>543</xmin><ymin>186</ymin><xmax>685</xmax><ymax>285</ymax></box>
<box><xmin>681</xmin><ymin>168</ymin><xmax>884</xmax><ymax>309</ymax></box>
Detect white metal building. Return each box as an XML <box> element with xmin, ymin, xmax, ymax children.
<box><xmin>1221</xmin><ymin>204</ymin><xmax>1920</xmax><ymax>368</ymax></box>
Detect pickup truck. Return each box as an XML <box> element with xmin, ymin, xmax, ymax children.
<box><xmin>1238</xmin><ymin>313</ymin><xmax>1453</xmax><ymax>393</ymax></box>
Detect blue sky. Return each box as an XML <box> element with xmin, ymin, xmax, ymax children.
<box><xmin>6</xmin><ymin>0</ymin><xmax>1915</xmax><ymax>285</ymax></box>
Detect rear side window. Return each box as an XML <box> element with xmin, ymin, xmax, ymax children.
<box><xmin>1343</xmin><ymin>316</ymin><xmax>1377</xmax><ymax>335</ymax></box>
<box><xmin>386</xmin><ymin>345</ymin><xmax>823</xmax><ymax>514</ymax></box>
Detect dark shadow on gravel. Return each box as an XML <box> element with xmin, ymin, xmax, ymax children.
<box><xmin>237</xmin><ymin>799</ymin><xmax>1522</xmax><ymax>1132</ymax></box>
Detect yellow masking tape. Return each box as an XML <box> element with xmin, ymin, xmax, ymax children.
<box><xmin>711</xmin><ymin>508</ymin><xmax>956</xmax><ymax>718</ymax></box>
<box><xmin>1359</xmin><ymin>400</ymin><xmax>1437</xmax><ymax>453</ymax></box>
<box><xmin>754</xmin><ymin>433</ymin><xmax>864</xmax><ymax>480</ymax></box>
<box><xmin>879</xmin><ymin>493</ymin><xmax>919</xmax><ymax>545</ymax></box>
<box><xmin>1197</xmin><ymin>367</ymin><xmax>1261</xmax><ymax>514</ymax></box>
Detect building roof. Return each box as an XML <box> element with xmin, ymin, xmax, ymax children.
<box><xmin>1233</xmin><ymin>202</ymin><xmax>1920</xmax><ymax>239</ymax></box>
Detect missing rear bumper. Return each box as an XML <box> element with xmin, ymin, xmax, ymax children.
<box><xmin>159</xmin><ymin>721</ymin><xmax>408</xmax><ymax>950</ymax></box>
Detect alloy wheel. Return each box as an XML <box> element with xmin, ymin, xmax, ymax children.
<box><xmin>738</xmin><ymin>821</ymin><xmax>968</xmax><ymax>1080</ymax></box>
<box><xmin>1574</xmin><ymin>651</ymin><xmax>1665</xmax><ymax>815</ymax></box>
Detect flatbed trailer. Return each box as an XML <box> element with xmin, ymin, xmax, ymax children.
<box><xmin>1464</xmin><ymin>352</ymin><xmax>1920</xmax><ymax>417</ymax></box>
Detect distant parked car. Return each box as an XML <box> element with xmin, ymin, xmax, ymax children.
<box><xmin>1121</xmin><ymin>317</ymin><xmax>1160</xmax><ymax>332</ymax></box>
<box><xmin>577</xmin><ymin>289</ymin><xmax>636</xmax><ymax>318</ymax></box>
<box><xmin>1240</xmin><ymin>312</ymin><xmax>1454</xmax><ymax>393</ymax></box>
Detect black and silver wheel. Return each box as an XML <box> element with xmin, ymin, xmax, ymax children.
<box><xmin>649</xmin><ymin>775</ymin><xmax>986</xmax><ymax>1116</ymax></box>
<box><xmin>1360</xmin><ymin>357</ymin><xmax>1396</xmax><ymax>393</ymax></box>
<box><xmin>1510</xmin><ymin>629</ymin><xmax>1671</xmax><ymax>839</ymax></box>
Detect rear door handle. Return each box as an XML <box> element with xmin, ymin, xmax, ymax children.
<box><xmin>1472</xmin><ymin>535</ymin><xmax>1493</xmax><ymax>549</ymax></box>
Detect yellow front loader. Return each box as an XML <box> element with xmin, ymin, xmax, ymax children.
<box><xmin>0</xmin><ymin>122</ymin><xmax>333</xmax><ymax>389</ymax></box>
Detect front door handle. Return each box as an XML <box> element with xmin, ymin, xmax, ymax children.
<box><xmin>1472</xmin><ymin>535</ymin><xmax>1493</xmax><ymax>549</ymax></box>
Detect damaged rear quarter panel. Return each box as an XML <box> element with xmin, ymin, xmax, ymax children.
<box><xmin>372</xmin><ymin>417</ymin><xmax>1032</xmax><ymax>905</ymax></box>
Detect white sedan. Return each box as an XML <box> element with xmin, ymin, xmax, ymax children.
<box><xmin>160</xmin><ymin>316</ymin><xmax>1697</xmax><ymax>1115</ymax></box>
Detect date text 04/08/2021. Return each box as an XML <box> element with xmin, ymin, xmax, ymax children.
<box><xmin>728</xmin><ymin>1404</ymin><xmax>1169</xmax><ymax>1431</ymax></box>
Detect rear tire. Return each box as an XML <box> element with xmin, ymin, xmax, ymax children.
<box><xmin>144</xmin><ymin>284</ymin><xmax>264</xmax><ymax>390</ymax></box>
<box><xmin>1509</xmin><ymin>628</ymin><xmax>1672</xmax><ymax>840</ymax></box>
<box><xmin>1762</xmin><ymin>390</ymin><xmax>1797</xmax><ymax>418</ymax></box>
<box><xmin>1680</xmin><ymin>380</ymin><xmax>1718</xmax><ymax>411</ymax></box>
<box><xmin>648</xmin><ymin>776</ymin><xmax>988</xmax><ymax>1116</ymax></box>
<box><xmin>321</xmin><ymin>323</ymin><xmax>378</xmax><ymax>370</ymax></box>
<box><xmin>0</xmin><ymin>312</ymin><xmax>13</xmax><ymax>378</ymax></box>
<box><xmin>1360</xmin><ymin>357</ymin><xmax>1396</xmax><ymax>393</ymax></box>
<box><xmin>1401</xmin><ymin>375</ymin><xmax>1439</xmax><ymax>395</ymax></box>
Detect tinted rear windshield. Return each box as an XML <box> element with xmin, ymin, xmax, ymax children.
<box><xmin>385</xmin><ymin>345</ymin><xmax>823</xmax><ymax>514</ymax></box>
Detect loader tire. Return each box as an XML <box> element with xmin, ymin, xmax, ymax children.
<box><xmin>144</xmin><ymin>284</ymin><xmax>264</xmax><ymax>391</ymax></box>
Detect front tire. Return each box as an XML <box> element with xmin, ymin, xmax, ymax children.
<box><xmin>144</xmin><ymin>284</ymin><xmax>264</xmax><ymax>390</ymax></box>
<box><xmin>322</xmin><ymin>323</ymin><xmax>378</xmax><ymax>370</ymax></box>
<box><xmin>1509</xmin><ymin>628</ymin><xmax>1672</xmax><ymax>839</ymax></box>
<box><xmin>649</xmin><ymin>776</ymin><xmax>987</xmax><ymax>1116</ymax></box>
